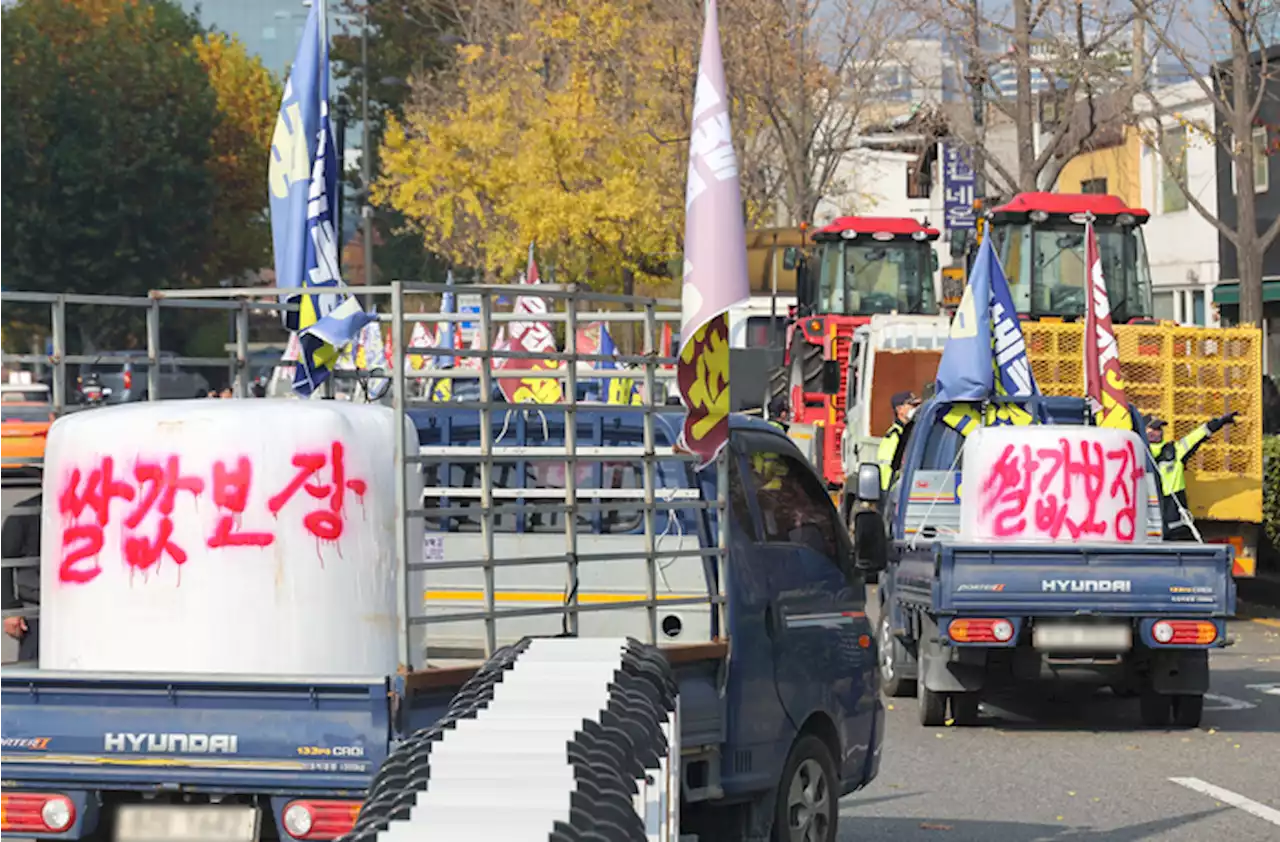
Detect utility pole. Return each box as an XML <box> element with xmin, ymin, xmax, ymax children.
<box><xmin>361</xmin><ymin>5</ymin><xmax>374</xmax><ymax>306</ymax></box>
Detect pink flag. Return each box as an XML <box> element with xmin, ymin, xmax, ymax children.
<box><xmin>677</xmin><ymin>0</ymin><xmax>750</xmax><ymax>466</ymax></box>
<box><xmin>1083</xmin><ymin>219</ymin><xmax>1131</xmax><ymax>429</ymax></box>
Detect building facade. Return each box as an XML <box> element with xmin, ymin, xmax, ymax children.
<box><xmin>1212</xmin><ymin>45</ymin><xmax>1280</xmax><ymax>376</ymax></box>
<box><xmin>1137</xmin><ymin>80</ymin><xmax>1223</xmax><ymax>329</ymax></box>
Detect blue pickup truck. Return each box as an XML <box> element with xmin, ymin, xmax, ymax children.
<box><xmin>1</xmin><ymin>410</ymin><xmax>883</xmax><ymax>842</ymax></box>
<box><xmin>851</xmin><ymin>396</ymin><xmax>1236</xmax><ymax>729</ymax></box>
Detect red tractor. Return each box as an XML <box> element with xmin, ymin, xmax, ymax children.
<box><xmin>782</xmin><ymin>215</ymin><xmax>942</xmax><ymax>485</ymax></box>
<box><xmin>782</xmin><ymin>194</ymin><xmax>1158</xmax><ymax>490</ymax></box>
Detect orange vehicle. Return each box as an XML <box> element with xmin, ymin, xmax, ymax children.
<box><xmin>1</xmin><ymin>384</ymin><xmax>55</xmax><ymax>471</ymax></box>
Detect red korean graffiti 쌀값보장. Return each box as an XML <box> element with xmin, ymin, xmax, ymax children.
<box><xmin>55</xmin><ymin>443</ymin><xmax>368</xmax><ymax>585</ymax></box>
<box><xmin>977</xmin><ymin>435</ymin><xmax>1146</xmax><ymax>543</ymax></box>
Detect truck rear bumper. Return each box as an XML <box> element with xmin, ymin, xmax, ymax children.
<box><xmin>921</xmin><ymin>643</ymin><xmax>1211</xmax><ymax>695</ymax></box>
<box><xmin>0</xmin><ymin>788</ymin><xmax>364</xmax><ymax>841</ymax></box>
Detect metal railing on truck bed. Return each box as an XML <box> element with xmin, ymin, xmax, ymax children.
<box><xmin>1</xmin><ymin>283</ymin><xmax>729</xmax><ymax>673</ymax></box>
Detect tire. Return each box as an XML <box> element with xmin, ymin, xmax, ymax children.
<box><xmin>950</xmin><ymin>692</ymin><xmax>981</xmax><ymax>726</ymax></box>
<box><xmin>1139</xmin><ymin>691</ymin><xmax>1171</xmax><ymax>728</ymax></box>
<box><xmin>772</xmin><ymin>734</ymin><xmax>838</xmax><ymax>842</ymax></box>
<box><xmin>878</xmin><ymin>610</ymin><xmax>915</xmax><ymax>698</ymax></box>
<box><xmin>789</xmin><ymin>336</ymin><xmax>824</xmax><ymax>398</ymax></box>
<box><xmin>1170</xmin><ymin>694</ymin><xmax>1204</xmax><ymax>728</ymax></box>
<box><xmin>917</xmin><ymin>674</ymin><xmax>947</xmax><ymax>726</ymax></box>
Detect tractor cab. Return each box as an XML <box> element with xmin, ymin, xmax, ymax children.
<box><xmin>798</xmin><ymin>217</ymin><xmax>942</xmax><ymax>318</ymax></box>
<box><xmin>988</xmin><ymin>193</ymin><xmax>1155</xmax><ymax>322</ymax></box>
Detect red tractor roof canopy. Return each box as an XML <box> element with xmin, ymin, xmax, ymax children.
<box><xmin>992</xmin><ymin>192</ymin><xmax>1150</xmax><ymax>224</ymax></box>
<box><xmin>815</xmin><ymin>216</ymin><xmax>941</xmax><ymax>241</ymax></box>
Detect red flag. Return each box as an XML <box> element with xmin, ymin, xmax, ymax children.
<box><xmin>1084</xmin><ymin>219</ymin><xmax>1130</xmax><ymax>428</ymax></box>
<box><xmin>495</xmin><ymin>243</ymin><xmax>563</xmax><ymax>403</ymax></box>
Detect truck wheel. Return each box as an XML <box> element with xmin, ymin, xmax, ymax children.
<box><xmin>1170</xmin><ymin>694</ymin><xmax>1204</xmax><ymax>728</ymax></box>
<box><xmin>878</xmin><ymin>611</ymin><xmax>915</xmax><ymax>698</ymax></box>
<box><xmin>917</xmin><ymin>677</ymin><xmax>947</xmax><ymax>727</ymax></box>
<box><xmin>950</xmin><ymin>692</ymin><xmax>980</xmax><ymax>726</ymax></box>
<box><xmin>1139</xmin><ymin>691</ymin><xmax>1171</xmax><ymax>728</ymax></box>
<box><xmin>789</xmin><ymin>336</ymin><xmax>824</xmax><ymax>396</ymax></box>
<box><xmin>772</xmin><ymin>734</ymin><xmax>838</xmax><ymax>842</ymax></box>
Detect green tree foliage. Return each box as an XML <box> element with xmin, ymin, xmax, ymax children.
<box><xmin>2</xmin><ymin>0</ymin><xmax>217</xmax><ymax>299</ymax></box>
<box><xmin>1264</xmin><ymin>436</ymin><xmax>1280</xmax><ymax>556</ymax></box>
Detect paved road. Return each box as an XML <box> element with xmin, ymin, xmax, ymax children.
<box><xmin>1</xmin><ymin>478</ymin><xmax>41</xmax><ymax>664</ymax></box>
<box><xmin>839</xmin><ymin>611</ymin><xmax>1280</xmax><ymax>842</ymax></box>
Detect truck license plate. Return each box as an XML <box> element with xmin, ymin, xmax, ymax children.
<box><xmin>1033</xmin><ymin>623</ymin><xmax>1132</xmax><ymax>652</ymax></box>
<box><xmin>114</xmin><ymin>806</ymin><xmax>258</xmax><ymax>842</ymax></box>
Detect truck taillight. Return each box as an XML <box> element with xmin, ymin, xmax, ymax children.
<box><xmin>1152</xmin><ymin>620</ymin><xmax>1217</xmax><ymax>646</ymax></box>
<box><xmin>949</xmin><ymin>618</ymin><xmax>1014</xmax><ymax>643</ymax></box>
<box><xmin>123</xmin><ymin>370</ymin><xmax>132</xmax><ymax>390</ymax></box>
<box><xmin>282</xmin><ymin>800</ymin><xmax>361</xmax><ymax>840</ymax></box>
<box><xmin>0</xmin><ymin>793</ymin><xmax>75</xmax><ymax>833</ymax></box>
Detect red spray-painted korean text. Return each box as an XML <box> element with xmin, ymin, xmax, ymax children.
<box><xmin>56</xmin><ymin>443</ymin><xmax>367</xmax><ymax>585</ymax></box>
<box><xmin>979</xmin><ymin>437</ymin><xmax>1146</xmax><ymax>542</ymax></box>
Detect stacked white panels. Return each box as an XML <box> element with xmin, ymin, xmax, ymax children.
<box><xmin>343</xmin><ymin>637</ymin><xmax>680</xmax><ymax>842</ymax></box>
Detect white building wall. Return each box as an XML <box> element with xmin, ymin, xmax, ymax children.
<box><xmin>1138</xmin><ymin>81</ymin><xmax>1222</xmax><ymax>327</ymax></box>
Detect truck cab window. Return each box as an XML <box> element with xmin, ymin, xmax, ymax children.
<box><xmin>745</xmin><ymin>449</ymin><xmax>841</xmax><ymax>562</ymax></box>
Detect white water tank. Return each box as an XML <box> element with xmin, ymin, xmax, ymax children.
<box><xmin>39</xmin><ymin>400</ymin><xmax>420</xmax><ymax>676</ymax></box>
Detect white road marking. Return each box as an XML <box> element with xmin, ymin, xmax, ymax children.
<box><xmin>1246</xmin><ymin>683</ymin><xmax>1280</xmax><ymax>697</ymax></box>
<box><xmin>1202</xmin><ymin>693</ymin><xmax>1258</xmax><ymax>711</ymax></box>
<box><xmin>1169</xmin><ymin>777</ymin><xmax>1280</xmax><ymax>828</ymax></box>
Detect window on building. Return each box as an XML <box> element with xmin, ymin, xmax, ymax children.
<box><xmin>1080</xmin><ymin>177</ymin><xmax>1108</xmax><ymax>195</ymax></box>
<box><xmin>1159</xmin><ymin>127</ymin><xmax>1189</xmax><ymax>213</ymax></box>
<box><xmin>1254</xmin><ymin>126</ymin><xmax>1270</xmax><ymax>193</ymax></box>
<box><xmin>1153</xmin><ymin>291</ymin><xmax>1176</xmax><ymax>322</ymax></box>
<box><xmin>1192</xmin><ymin>290</ymin><xmax>1206</xmax><ymax>326</ymax></box>
<box><xmin>1229</xmin><ymin>126</ymin><xmax>1271</xmax><ymax>194</ymax></box>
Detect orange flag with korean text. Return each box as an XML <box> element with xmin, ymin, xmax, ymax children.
<box><xmin>1084</xmin><ymin>218</ymin><xmax>1131</xmax><ymax>428</ymax></box>
<box><xmin>677</xmin><ymin>0</ymin><xmax>750</xmax><ymax>467</ymax></box>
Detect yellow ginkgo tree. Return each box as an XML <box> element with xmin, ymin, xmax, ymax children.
<box><xmin>376</xmin><ymin>0</ymin><xmax>714</xmax><ymax>291</ymax></box>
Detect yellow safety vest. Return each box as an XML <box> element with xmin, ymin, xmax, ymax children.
<box><xmin>877</xmin><ymin>422</ymin><xmax>904</xmax><ymax>491</ymax></box>
<box><xmin>1149</xmin><ymin>423</ymin><xmax>1210</xmax><ymax>497</ymax></box>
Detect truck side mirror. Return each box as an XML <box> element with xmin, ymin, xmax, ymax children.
<box><xmin>782</xmin><ymin>247</ymin><xmax>799</xmax><ymax>271</ymax></box>
<box><xmin>853</xmin><ymin>509</ymin><xmax>888</xmax><ymax>573</ymax></box>
<box><xmin>795</xmin><ymin>259</ymin><xmax>812</xmax><ymax>315</ymax></box>
<box><xmin>855</xmin><ymin>463</ymin><xmax>881</xmax><ymax>502</ymax></box>
<box><xmin>821</xmin><ymin>361</ymin><xmax>841</xmax><ymax>394</ymax></box>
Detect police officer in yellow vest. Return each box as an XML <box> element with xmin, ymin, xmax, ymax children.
<box><xmin>878</xmin><ymin>391</ymin><xmax>921</xmax><ymax>491</ymax></box>
<box><xmin>1146</xmin><ymin>411</ymin><xmax>1239</xmax><ymax>541</ymax></box>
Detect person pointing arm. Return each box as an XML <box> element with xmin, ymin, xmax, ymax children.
<box><xmin>1146</xmin><ymin>412</ymin><xmax>1239</xmax><ymax>541</ymax></box>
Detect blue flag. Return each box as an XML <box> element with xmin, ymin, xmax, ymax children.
<box><xmin>598</xmin><ymin>324</ymin><xmax>638</xmax><ymax>405</ymax></box>
<box><xmin>935</xmin><ymin>236</ymin><xmax>1038</xmax><ymax>431</ymax></box>
<box><xmin>268</xmin><ymin>3</ymin><xmax>373</xmax><ymax>396</ymax></box>
<box><xmin>428</xmin><ymin>271</ymin><xmax>457</xmax><ymax>401</ymax></box>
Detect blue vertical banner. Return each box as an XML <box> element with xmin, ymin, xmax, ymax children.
<box><xmin>942</xmin><ymin>143</ymin><xmax>977</xmax><ymax>232</ymax></box>
<box><xmin>429</xmin><ymin>271</ymin><xmax>457</xmax><ymax>401</ymax></box>
<box><xmin>599</xmin><ymin>324</ymin><xmax>639</xmax><ymax>405</ymax></box>
<box><xmin>268</xmin><ymin>2</ymin><xmax>372</xmax><ymax>396</ymax></box>
<box><xmin>935</xmin><ymin>235</ymin><xmax>1039</xmax><ymax>434</ymax></box>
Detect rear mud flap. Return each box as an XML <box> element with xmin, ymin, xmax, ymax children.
<box><xmin>1149</xmin><ymin>649</ymin><xmax>1209</xmax><ymax>694</ymax></box>
<box><xmin>921</xmin><ymin>643</ymin><xmax>986</xmax><ymax>693</ymax></box>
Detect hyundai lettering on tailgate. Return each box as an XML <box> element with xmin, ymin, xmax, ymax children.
<box><xmin>104</xmin><ymin>732</ymin><xmax>239</xmax><ymax>754</ymax></box>
<box><xmin>1041</xmin><ymin>579</ymin><xmax>1132</xmax><ymax>593</ymax></box>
